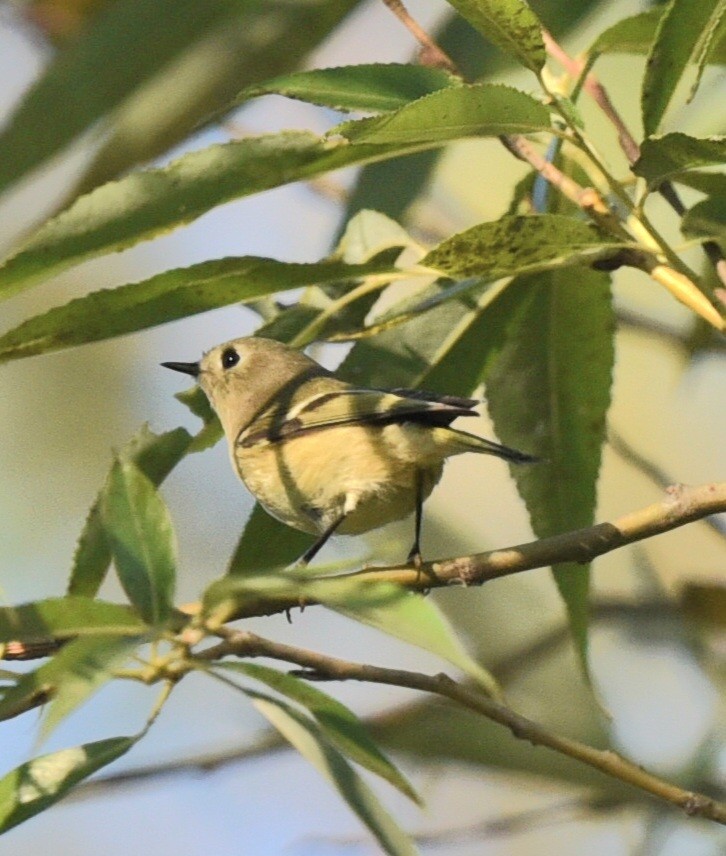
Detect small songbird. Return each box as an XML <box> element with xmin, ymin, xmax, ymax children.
<box><xmin>163</xmin><ymin>337</ymin><xmax>537</xmax><ymax>565</ymax></box>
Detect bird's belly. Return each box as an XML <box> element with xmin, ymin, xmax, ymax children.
<box><xmin>233</xmin><ymin>424</ymin><xmax>444</xmax><ymax>536</ymax></box>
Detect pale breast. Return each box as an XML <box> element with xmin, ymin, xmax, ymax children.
<box><xmin>233</xmin><ymin>422</ymin><xmax>445</xmax><ymax>536</ymax></box>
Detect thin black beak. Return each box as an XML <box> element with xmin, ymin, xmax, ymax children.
<box><xmin>161</xmin><ymin>361</ymin><xmax>200</xmax><ymax>377</ymax></box>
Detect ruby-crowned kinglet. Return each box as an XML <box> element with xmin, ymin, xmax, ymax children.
<box><xmin>163</xmin><ymin>337</ymin><xmax>536</xmax><ymax>565</ymax></box>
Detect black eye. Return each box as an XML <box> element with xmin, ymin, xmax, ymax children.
<box><xmin>221</xmin><ymin>347</ymin><xmax>240</xmax><ymax>369</ymax></box>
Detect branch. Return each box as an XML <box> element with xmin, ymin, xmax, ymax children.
<box><xmin>197</xmin><ymin>630</ymin><xmax>726</xmax><ymax>825</ymax></box>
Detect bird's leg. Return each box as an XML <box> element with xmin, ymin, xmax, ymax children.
<box><xmin>407</xmin><ymin>471</ymin><xmax>424</xmax><ymax>570</ymax></box>
<box><xmin>296</xmin><ymin>515</ymin><xmax>347</xmax><ymax>567</ymax></box>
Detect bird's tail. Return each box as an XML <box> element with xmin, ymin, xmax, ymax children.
<box><xmin>435</xmin><ymin>426</ymin><xmax>539</xmax><ymax>463</ymax></box>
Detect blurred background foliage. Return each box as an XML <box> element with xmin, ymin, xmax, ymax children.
<box><xmin>0</xmin><ymin>0</ymin><xmax>724</xmax><ymax>853</ymax></box>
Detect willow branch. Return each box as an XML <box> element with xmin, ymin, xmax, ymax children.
<box><xmin>196</xmin><ymin>630</ymin><xmax>726</xmax><ymax>824</ymax></box>
<box><xmin>380</xmin><ymin>0</ymin><xmax>458</xmax><ymax>73</ymax></box>
<box><xmin>543</xmin><ymin>29</ymin><xmax>726</xmax><ymax>288</ymax></box>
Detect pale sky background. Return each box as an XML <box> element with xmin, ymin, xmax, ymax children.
<box><xmin>0</xmin><ymin>1</ymin><xmax>725</xmax><ymax>854</ymax></box>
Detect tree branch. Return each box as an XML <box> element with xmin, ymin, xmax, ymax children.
<box><xmin>196</xmin><ymin>630</ymin><xmax>726</xmax><ymax>825</ymax></box>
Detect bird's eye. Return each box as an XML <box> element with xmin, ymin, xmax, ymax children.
<box><xmin>221</xmin><ymin>347</ymin><xmax>240</xmax><ymax>370</ymax></box>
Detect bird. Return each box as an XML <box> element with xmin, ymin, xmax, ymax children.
<box><xmin>162</xmin><ymin>337</ymin><xmax>537</xmax><ymax>566</ymax></box>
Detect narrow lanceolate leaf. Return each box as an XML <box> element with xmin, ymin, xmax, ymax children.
<box><xmin>482</xmin><ymin>271</ymin><xmax>615</xmax><ymax>674</ymax></box>
<box><xmin>227</xmin><ymin>505</ymin><xmax>314</xmax><ymax>575</ymax></box>
<box><xmin>0</xmin><ymin>132</ymin><xmax>401</xmax><ymax>301</ymax></box>
<box><xmin>0</xmin><ymin>254</ymin><xmax>400</xmax><ymax>364</ymax></box>
<box><xmin>444</xmin><ymin>0</ymin><xmax>546</xmax><ymax>73</ymax></box>
<box><xmin>0</xmin><ymin>636</ymin><xmax>138</xmax><ymax>738</ymax></box>
<box><xmin>421</xmin><ymin>215</ymin><xmax>625</xmax><ymax>280</ymax></box>
<box><xmin>102</xmin><ymin>460</ymin><xmax>176</xmax><ymax>626</ymax></box>
<box><xmin>0</xmin><ymin>0</ymin><xmax>245</xmax><ymax>196</ymax></box>
<box><xmin>0</xmin><ymin>598</ymin><xmax>146</xmax><ymax>644</ymax></box>
<box><xmin>0</xmin><ymin>737</ymin><xmax>136</xmax><ymax>834</ymax></box>
<box><xmin>223</xmin><ymin>662</ymin><xmax>419</xmax><ymax>803</ymax></box>
<box><xmin>633</xmin><ymin>134</ymin><xmax>726</xmax><ymax>189</ymax></box>
<box><xmin>642</xmin><ymin>0</ymin><xmax>726</xmax><ymax>136</ymax></box>
<box><xmin>251</xmin><ymin>693</ymin><xmax>419</xmax><ymax>856</ymax></box>
<box><xmin>682</xmin><ymin>196</ymin><xmax>726</xmax><ymax>245</ymax></box>
<box><xmin>69</xmin><ymin>426</ymin><xmax>192</xmax><ymax>598</ymax></box>
<box><xmin>335</xmin><ymin>84</ymin><xmax>551</xmax><ymax>145</ymax></box>
<box><xmin>591</xmin><ymin>6</ymin><xmax>726</xmax><ymax>61</ymax></box>
<box><xmin>236</xmin><ymin>64</ymin><xmax>458</xmax><ymax>113</ymax></box>
<box><xmin>307</xmin><ymin>579</ymin><xmax>501</xmax><ymax>697</ymax></box>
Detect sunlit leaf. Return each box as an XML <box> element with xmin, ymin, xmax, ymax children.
<box><xmin>444</xmin><ymin>0</ymin><xmax>546</xmax><ymax>73</ymax></box>
<box><xmin>222</xmin><ymin>662</ymin><xmax>419</xmax><ymax>803</ymax></box>
<box><xmin>421</xmin><ymin>214</ymin><xmax>624</xmax><ymax>279</ymax></box>
<box><xmin>335</xmin><ymin>84</ymin><xmax>551</xmax><ymax>145</ymax></box>
<box><xmin>0</xmin><ymin>598</ymin><xmax>146</xmax><ymax>643</ymax></box>
<box><xmin>102</xmin><ymin>460</ymin><xmax>176</xmax><ymax>625</ymax></box>
<box><xmin>0</xmin><ymin>254</ymin><xmax>400</xmax><ymax>363</ymax></box>
<box><xmin>235</xmin><ymin>64</ymin><xmax>458</xmax><ymax>113</ymax></box>
<box><xmin>0</xmin><ymin>636</ymin><xmax>138</xmax><ymax>738</ymax></box>
<box><xmin>0</xmin><ymin>737</ymin><xmax>136</xmax><ymax>834</ymax></box>
<box><xmin>251</xmin><ymin>692</ymin><xmax>419</xmax><ymax>856</ymax></box>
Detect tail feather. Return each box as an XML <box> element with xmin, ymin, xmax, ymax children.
<box><xmin>437</xmin><ymin>427</ymin><xmax>539</xmax><ymax>463</ymax></box>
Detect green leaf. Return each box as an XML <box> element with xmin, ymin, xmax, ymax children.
<box><xmin>307</xmin><ymin>579</ymin><xmax>500</xmax><ymax>696</ymax></box>
<box><xmin>0</xmin><ymin>132</ymin><xmax>402</xmax><ymax>302</ymax></box>
<box><xmin>227</xmin><ymin>505</ymin><xmax>314</xmax><ymax>576</ymax></box>
<box><xmin>642</xmin><ymin>0</ymin><xmax>726</xmax><ymax>135</ymax></box>
<box><xmin>0</xmin><ymin>0</ymin><xmax>246</xmax><ymax>196</ymax></box>
<box><xmin>421</xmin><ymin>214</ymin><xmax>624</xmax><ymax>279</ymax></box>
<box><xmin>0</xmin><ymin>598</ymin><xmax>146</xmax><ymax>644</ymax></box>
<box><xmin>68</xmin><ymin>0</ymin><xmax>363</xmax><ymax>196</ymax></box>
<box><xmin>0</xmin><ymin>637</ymin><xmax>138</xmax><ymax>738</ymax></box>
<box><xmin>101</xmin><ymin>460</ymin><xmax>176</xmax><ymax>625</ymax></box>
<box><xmin>69</xmin><ymin>426</ymin><xmax>192</xmax><ymax>597</ymax></box>
<box><xmin>236</xmin><ymin>64</ymin><xmax>458</xmax><ymax>113</ymax></box>
<box><xmin>633</xmin><ymin>134</ymin><xmax>726</xmax><ymax>189</ymax></box>
<box><xmin>251</xmin><ymin>692</ymin><xmax>419</xmax><ymax>856</ymax></box>
<box><xmin>335</xmin><ymin>84</ymin><xmax>551</xmax><ymax>145</ymax></box>
<box><xmin>590</xmin><ymin>6</ymin><xmax>726</xmax><ymax>63</ymax></box>
<box><xmin>482</xmin><ymin>271</ymin><xmax>615</xmax><ymax>674</ymax></box>
<box><xmin>0</xmin><ymin>737</ymin><xmax>136</xmax><ymax>834</ymax></box>
<box><xmin>682</xmin><ymin>195</ymin><xmax>726</xmax><ymax>245</ymax></box>
<box><xmin>0</xmin><ymin>255</ymin><xmax>400</xmax><ymax>363</ymax></box>
<box><xmin>222</xmin><ymin>662</ymin><xmax>419</xmax><ymax>803</ymax></box>
<box><xmin>669</xmin><ymin>170</ymin><xmax>726</xmax><ymax>196</ymax></box>
<box><xmin>444</xmin><ymin>0</ymin><xmax>546</xmax><ymax>73</ymax></box>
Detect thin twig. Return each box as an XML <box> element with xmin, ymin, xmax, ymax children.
<box><xmin>379</xmin><ymin>0</ymin><xmax>458</xmax><ymax>74</ymax></box>
<box><xmin>197</xmin><ymin>630</ymin><xmax>726</xmax><ymax>824</ymax></box>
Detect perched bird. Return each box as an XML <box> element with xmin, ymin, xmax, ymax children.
<box><xmin>163</xmin><ymin>337</ymin><xmax>536</xmax><ymax>565</ymax></box>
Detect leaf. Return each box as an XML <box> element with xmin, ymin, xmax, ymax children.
<box><xmin>235</xmin><ymin>64</ymin><xmax>458</xmax><ymax>113</ymax></box>
<box><xmin>222</xmin><ymin>662</ymin><xmax>419</xmax><ymax>803</ymax></box>
<box><xmin>0</xmin><ymin>636</ymin><xmax>138</xmax><ymax>738</ymax></box>
<box><xmin>69</xmin><ymin>426</ymin><xmax>191</xmax><ymax>597</ymax></box>
<box><xmin>335</xmin><ymin>84</ymin><xmax>551</xmax><ymax>145</ymax></box>
<box><xmin>421</xmin><ymin>214</ymin><xmax>624</xmax><ymax>279</ymax></box>
<box><xmin>0</xmin><ymin>132</ymin><xmax>400</xmax><ymax>301</ymax></box>
<box><xmin>682</xmin><ymin>195</ymin><xmax>726</xmax><ymax>245</ymax></box>
<box><xmin>590</xmin><ymin>9</ymin><xmax>663</xmax><ymax>56</ymax></box>
<box><xmin>0</xmin><ymin>598</ymin><xmax>146</xmax><ymax>643</ymax></box>
<box><xmin>227</xmin><ymin>505</ymin><xmax>314</xmax><ymax>576</ymax></box>
<box><xmin>101</xmin><ymin>460</ymin><xmax>176</xmax><ymax>625</ymax></box>
<box><xmin>251</xmin><ymin>692</ymin><xmax>419</xmax><ymax>856</ymax></box>
<box><xmin>669</xmin><ymin>170</ymin><xmax>726</xmax><ymax>197</ymax></box>
<box><xmin>0</xmin><ymin>737</ymin><xmax>136</xmax><ymax>834</ymax></box>
<box><xmin>633</xmin><ymin>134</ymin><xmax>726</xmax><ymax>189</ymax></box>
<box><xmin>0</xmin><ymin>0</ymin><xmax>246</xmax><ymax>197</ymax></box>
<box><xmin>444</xmin><ymin>0</ymin><xmax>546</xmax><ymax>73</ymax></box>
<box><xmin>641</xmin><ymin>0</ymin><xmax>726</xmax><ymax>136</ymax></box>
<box><xmin>68</xmin><ymin>0</ymin><xmax>364</xmax><ymax>196</ymax></box>
<box><xmin>482</xmin><ymin>271</ymin><xmax>615</xmax><ymax>674</ymax></box>
<box><xmin>0</xmin><ymin>254</ymin><xmax>400</xmax><ymax>363</ymax></box>
<box><xmin>307</xmin><ymin>578</ymin><xmax>501</xmax><ymax>696</ymax></box>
